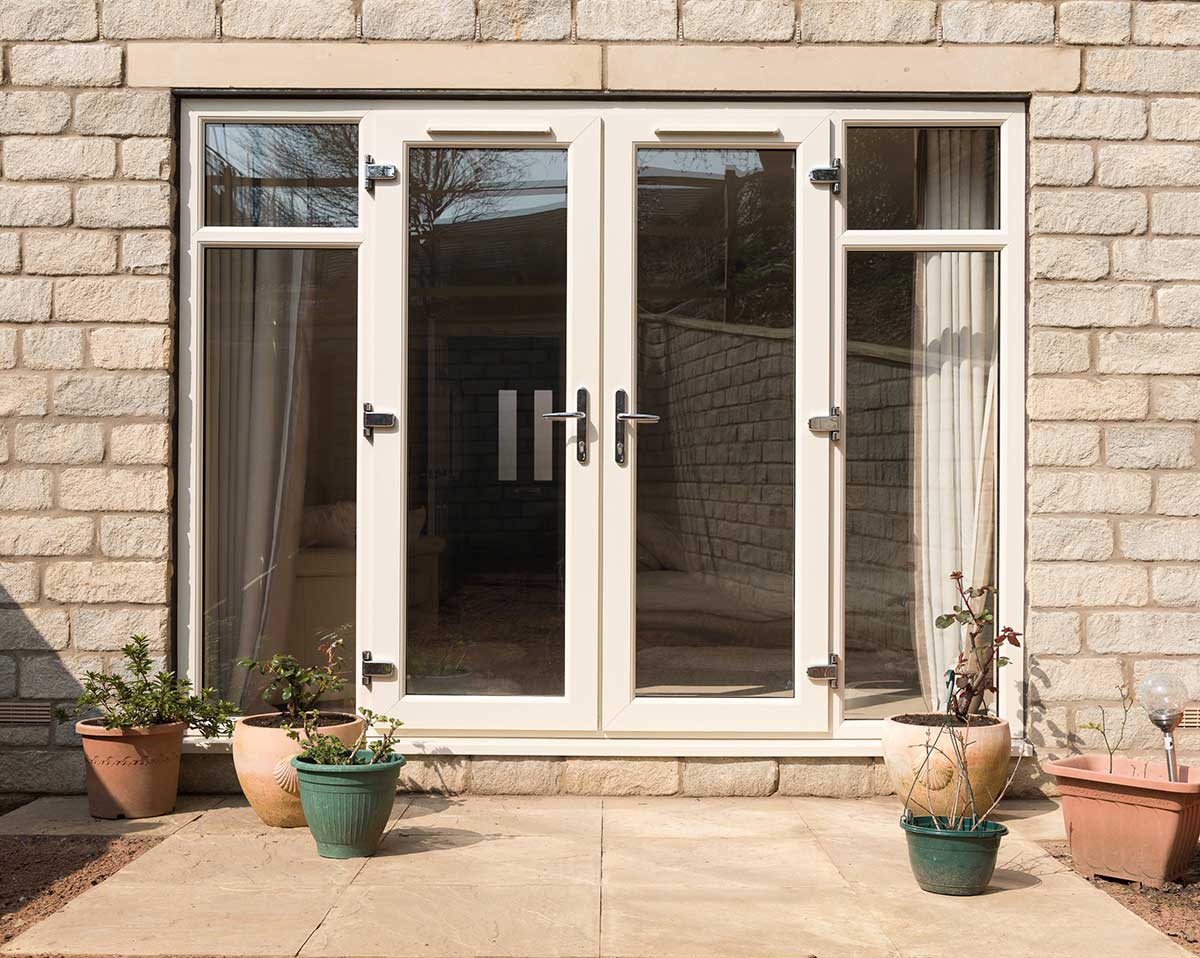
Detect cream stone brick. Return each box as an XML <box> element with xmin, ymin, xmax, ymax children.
<box><xmin>9</xmin><ymin>45</ymin><xmax>121</xmax><ymax>86</ymax></box>
<box><xmin>1030</xmin><ymin>95</ymin><xmax>1146</xmax><ymax>140</ymax></box>
<box><xmin>941</xmin><ymin>1</ymin><xmax>1054</xmax><ymax>43</ymax></box>
<box><xmin>1030</xmin><ymin>190</ymin><xmax>1145</xmax><ymax>236</ymax></box>
<box><xmin>1029</xmin><ymin>517</ymin><xmax>1113</xmax><ymax>561</ymax></box>
<box><xmin>3</xmin><ymin>137</ymin><xmax>116</xmax><ymax>182</ymax></box>
<box><xmin>43</xmin><ymin>560</ymin><xmax>168</xmax><ymax>604</ymax></box>
<box><xmin>0</xmin><ymin>330</ymin><xmax>14</xmax><ymax>370</ymax></box>
<box><xmin>1089</xmin><ymin>610</ymin><xmax>1200</xmax><ymax>653</ymax></box>
<box><xmin>0</xmin><ymin>93</ymin><xmax>71</xmax><ymax>135</ymax></box>
<box><xmin>23</xmin><ymin>232</ymin><xmax>117</xmax><ymax>277</ymax></box>
<box><xmin>1151</xmin><ymin>99</ymin><xmax>1200</xmax><ymax>141</ymax></box>
<box><xmin>1030</xmin><ymin>144</ymin><xmax>1094</xmax><ymax>187</ymax></box>
<box><xmin>0</xmin><ymin>374</ymin><xmax>48</xmax><ymax>416</ymax></box>
<box><xmin>0</xmin><ymin>234</ymin><xmax>19</xmax><ymax>274</ymax></box>
<box><xmin>1027</xmin><ymin>378</ymin><xmax>1147</xmax><ymax>420</ymax></box>
<box><xmin>0</xmin><ymin>187</ymin><xmax>70</xmax><ymax>228</ymax></box>
<box><xmin>777</xmin><ymin>758</ymin><xmax>889</xmax><ymax>798</ymax></box>
<box><xmin>578</xmin><ymin>0</ymin><xmax>676</xmax><ymax>39</ymax></box>
<box><xmin>1028</xmin><ymin>331</ymin><xmax>1090</xmax><ymax>374</ymax></box>
<box><xmin>109</xmin><ymin>423</ymin><xmax>169</xmax><ymax>465</ymax></box>
<box><xmin>121</xmin><ymin>232</ymin><xmax>171</xmax><ymax>275</ymax></box>
<box><xmin>801</xmin><ymin>0</ymin><xmax>936</xmax><ymax>41</ymax></box>
<box><xmin>1025</xmin><ymin>611</ymin><xmax>1082</xmax><ymax>655</ymax></box>
<box><xmin>562</xmin><ymin>758</ymin><xmax>679</xmax><ymax>795</ymax></box>
<box><xmin>89</xmin><ymin>327</ymin><xmax>170</xmax><ymax>370</ymax></box>
<box><xmin>120</xmin><ymin>138</ymin><xmax>171</xmax><ymax>180</ymax></box>
<box><xmin>13</xmin><ymin>423</ymin><xmax>103</xmax><ymax>464</ymax></box>
<box><xmin>1151</xmin><ymin>195</ymin><xmax>1200</xmax><ymax>237</ymax></box>
<box><xmin>1153</xmin><ymin>566</ymin><xmax>1200</xmax><ymax>606</ymax></box>
<box><xmin>0</xmin><ymin>657</ymin><xmax>14</xmax><ymax>698</ymax></box>
<box><xmin>21</xmin><ymin>327</ymin><xmax>84</xmax><ymax>370</ymax></box>
<box><xmin>0</xmin><ymin>0</ymin><xmax>97</xmax><ymax>41</ymax></box>
<box><xmin>0</xmin><ymin>426</ymin><xmax>8</xmax><ymax>464</ymax></box>
<box><xmin>1025</xmin><ymin>703</ymin><xmax>1072</xmax><ymax>752</ymax></box>
<box><xmin>468</xmin><ymin>757</ymin><xmax>563</xmax><ymax>794</ymax></box>
<box><xmin>1088</xmin><ymin>49</ymin><xmax>1200</xmax><ymax>94</ymax></box>
<box><xmin>0</xmin><ymin>279</ymin><xmax>51</xmax><ymax>324</ymax></box>
<box><xmin>479</xmin><ymin>0</ymin><xmax>571</xmax><ymax>40</ymax></box>
<box><xmin>0</xmin><ymin>516</ymin><xmax>93</xmax><ymax>556</ymax></box>
<box><xmin>1028</xmin><ymin>471</ymin><xmax>1151</xmax><ymax>513</ymax></box>
<box><xmin>1030</xmin><ymin>656</ymin><xmax>1126</xmax><ymax>704</ymax></box>
<box><xmin>21</xmin><ymin>653</ymin><xmax>104</xmax><ymax>699</ymax></box>
<box><xmin>0</xmin><ymin>749</ymin><xmax>83</xmax><ymax>792</ymax></box>
<box><xmin>0</xmin><ymin>609</ymin><xmax>69</xmax><ymax>651</ymax></box>
<box><xmin>1158</xmin><ymin>287</ymin><xmax>1200</xmax><ymax>328</ymax></box>
<box><xmin>395</xmin><ymin>757</ymin><xmax>469</xmax><ymax>794</ymax></box>
<box><xmin>59</xmin><ymin>468</ymin><xmax>168</xmax><ymax>512</ymax></box>
<box><xmin>0</xmin><ymin>562</ymin><xmax>39</xmax><ymax>603</ymax></box>
<box><xmin>1115</xmin><ymin>239</ymin><xmax>1200</xmax><ymax>281</ymax></box>
<box><xmin>1158</xmin><ymin>474</ymin><xmax>1200</xmax><ymax>516</ymax></box>
<box><xmin>1098</xmin><ymin>331</ymin><xmax>1200</xmax><ymax>374</ymax></box>
<box><xmin>1028</xmin><ymin>283</ymin><xmax>1150</xmax><ymax>328</ymax></box>
<box><xmin>53</xmin><ymin>373</ymin><xmax>169</xmax><ymax>417</ymax></box>
<box><xmin>1030</xmin><ymin>238</ymin><xmax>1108</xmax><ymax>281</ymax></box>
<box><xmin>362</xmin><ymin>0</ymin><xmax>476</xmax><ymax>40</ymax></box>
<box><xmin>224</xmin><ymin>0</ymin><xmax>356</xmax><ymax>38</ymax></box>
<box><xmin>1106</xmin><ymin>425</ymin><xmax>1195</xmax><ymax>468</ymax></box>
<box><xmin>683</xmin><ymin>0</ymin><xmax>794</xmax><ymax>41</ymax></box>
<box><xmin>101</xmin><ymin>0</ymin><xmax>217</xmax><ymax>38</ymax></box>
<box><xmin>54</xmin><ymin>278</ymin><xmax>170</xmax><ymax>324</ymax></box>
<box><xmin>1058</xmin><ymin>1</ymin><xmax>1130</xmax><ymax>45</ymax></box>
<box><xmin>76</xmin><ymin>184</ymin><xmax>171</xmax><ymax>230</ymax></box>
<box><xmin>74</xmin><ymin>92</ymin><xmax>171</xmax><ymax>137</ymax></box>
<box><xmin>100</xmin><ymin>514</ymin><xmax>168</xmax><ymax>558</ymax></box>
<box><xmin>1152</xmin><ymin>380</ymin><xmax>1200</xmax><ymax>421</ymax></box>
<box><xmin>1133</xmin><ymin>2</ymin><xmax>1200</xmax><ymax>45</ymax></box>
<box><xmin>681</xmin><ymin>758</ymin><xmax>778</xmax><ymax>796</ymax></box>
<box><xmin>0</xmin><ymin>470</ymin><xmax>51</xmax><ymax>510</ymax></box>
<box><xmin>1122</xmin><ymin>518</ymin><xmax>1200</xmax><ymax>560</ymax></box>
<box><xmin>72</xmin><ymin>606</ymin><xmax>168</xmax><ymax>651</ymax></box>
<box><xmin>1099</xmin><ymin>145</ymin><xmax>1200</xmax><ymax>188</ymax></box>
<box><xmin>1029</xmin><ymin>562</ymin><xmax>1147</xmax><ymax>608</ymax></box>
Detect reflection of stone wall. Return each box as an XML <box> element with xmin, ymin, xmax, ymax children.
<box><xmin>637</xmin><ymin>315</ymin><xmax>793</xmax><ymax>611</ymax></box>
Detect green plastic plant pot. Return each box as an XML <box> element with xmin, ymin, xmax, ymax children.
<box><xmin>292</xmin><ymin>751</ymin><xmax>406</xmax><ymax>859</ymax></box>
<box><xmin>899</xmin><ymin>816</ymin><xmax>1009</xmax><ymax>896</ymax></box>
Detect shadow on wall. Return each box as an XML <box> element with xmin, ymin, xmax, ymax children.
<box><xmin>0</xmin><ymin>587</ymin><xmax>86</xmax><ymax>795</ymax></box>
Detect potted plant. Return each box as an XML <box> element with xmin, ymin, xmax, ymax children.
<box><xmin>60</xmin><ymin>635</ymin><xmax>236</xmax><ymax>820</ymax></box>
<box><xmin>290</xmin><ymin>708</ymin><xmax>406</xmax><ymax>859</ymax></box>
<box><xmin>1044</xmin><ymin>674</ymin><xmax>1200</xmax><ymax>888</ymax></box>
<box><xmin>233</xmin><ymin>636</ymin><xmax>365</xmax><ymax>827</ymax></box>
<box><xmin>405</xmin><ymin>632</ymin><xmax>470</xmax><ymax>694</ymax></box>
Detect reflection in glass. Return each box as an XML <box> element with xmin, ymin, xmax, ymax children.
<box><xmin>204</xmin><ymin>123</ymin><xmax>358</xmax><ymax>227</ymax></box>
<box><xmin>406</xmin><ymin>148</ymin><xmax>568</xmax><ymax>696</ymax></box>
<box><xmin>847</xmin><ymin>128</ymin><xmax>998</xmax><ymax>231</ymax></box>
<box><xmin>203</xmin><ymin>248</ymin><xmax>358</xmax><ymax>711</ymax></box>
<box><xmin>843</xmin><ymin>250</ymin><xmax>998</xmax><ymax>719</ymax></box>
<box><xmin>635</xmin><ymin>149</ymin><xmax>796</xmax><ymax>698</ymax></box>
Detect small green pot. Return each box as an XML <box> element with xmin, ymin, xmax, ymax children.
<box><xmin>292</xmin><ymin>751</ymin><xmax>406</xmax><ymax>859</ymax></box>
<box><xmin>900</xmin><ymin>816</ymin><xmax>1008</xmax><ymax>896</ymax></box>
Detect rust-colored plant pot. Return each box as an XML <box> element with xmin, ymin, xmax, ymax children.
<box><xmin>882</xmin><ymin>714</ymin><xmax>1011</xmax><ymax>818</ymax></box>
<box><xmin>232</xmin><ymin>712</ymin><xmax>365</xmax><ymax>828</ymax></box>
<box><xmin>76</xmin><ymin>719</ymin><xmax>187</xmax><ymax>820</ymax></box>
<box><xmin>1044</xmin><ymin>754</ymin><xmax>1200</xmax><ymax>888</ymax></box>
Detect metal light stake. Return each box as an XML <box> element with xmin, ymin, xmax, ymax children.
<box><xmin>1139</xmin><ymin>672</ymin><xmax>1188</xmax><ymax>783</ymax></box>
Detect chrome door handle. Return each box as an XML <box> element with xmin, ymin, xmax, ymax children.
<box><xmin>541</xmin><ymin>387</ymin><xmax>588</xmax><ymax>464</ymax></box>
<box><xmin>614</xmin><ymin>389</ymin><xmax>659</xmax><ymax>465</ymax></box>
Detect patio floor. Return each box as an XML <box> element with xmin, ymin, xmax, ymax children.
<box><xmin>1</xmin><ymin>793</ymin><xmax>1188</xmax><ymax>958</ymax></box>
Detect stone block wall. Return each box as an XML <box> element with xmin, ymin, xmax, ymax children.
<box><xmin>0</xmin><ymin>0</ymin><xmax>1198</xmax><ymax>791</ymax></box>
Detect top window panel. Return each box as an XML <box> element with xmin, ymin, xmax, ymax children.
<box><xmin>205</xmin><ymin>122</ymin><xmax>359</xmax><ymax>228</ymax></box>
<box><xmin>847</xmin><ymin>127</ymin><xmax>998</xmax><ymax>231</ymax></box>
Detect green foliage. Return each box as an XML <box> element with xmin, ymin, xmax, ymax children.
<box><xmin>58</xmin><ymin>634</ymin><xmax>236</xmax><ymax>736</ymax></box>
<box><xmin>288</xmin><ymin>708</ymin><xmax>405</xmax><ymax>766</ymax></box>
<box><xmin>239</xmin><ymin>637</ymin><xmax>347</xmax><ymax>722</ymax></box>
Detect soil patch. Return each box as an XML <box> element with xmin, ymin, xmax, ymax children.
<box><xmin>243</xmin><ymin>711</ymin><xmax>358</xmax><ymax>729</ymax></box>
<box><xmin>891</xmin><ymin>713</ymin><xmax>1003</xmax><ymax>728</ymax></box>
<box><xmin>1042</xmin><ymin>840</ymin><xmax>1200</xmax><ymax>954</ymax></box>
<box><xmin>0</xmin><ymin>834</ymin><xmax>159</xmax><ymax>947</ymax></box>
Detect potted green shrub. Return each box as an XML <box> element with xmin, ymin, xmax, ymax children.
<box><xmin>233</xmin><ymin>636</ymin><xmax>365</xmax><ymax>827</ymax></box>
<box><xmin>60</xmin><ymin>635</ymin><xmax>236</xmax><ymax>820</ymax></box>
<box><xmin>289</xmin><ymin>708</ymin><xmax>406</xmax><ymax>858</ymax></box>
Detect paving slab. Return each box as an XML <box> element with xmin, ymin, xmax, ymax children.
<box><xmin>992</xmin><ymin>798</ymin><xmax>1067</xmax><ymax>842</ymax></box>
<box><xmin>0</xmin><ymin>794</ymin><xmax>222</xmax><ymax>836</ymax></box>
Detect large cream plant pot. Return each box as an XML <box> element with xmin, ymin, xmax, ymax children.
<box><xmin>882</xmin><ymin>714</ymin><xmax>1011</xmax><ymax>819</ymax></box>
<box><xmin>232</xmin><ymin>712</ymin><xmax>365</xmax><ymax>827</ymax></box>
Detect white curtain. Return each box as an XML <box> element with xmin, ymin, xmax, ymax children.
<box><xmin>913</xmin><ymin>130</ymin><xmax>998</xmax><ymax>710</ymax></box>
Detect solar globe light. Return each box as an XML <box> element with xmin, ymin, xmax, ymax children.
<box><xmin>1139</xmin><ymin>672</ymin><xmax>1189</xmax><ymax>783</ymax></box>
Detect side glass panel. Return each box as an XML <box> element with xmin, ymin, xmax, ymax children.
<box><xmin>406</xmin><ymin>148</ymin><xmax>568</xmax><ymax>696</ymax></box>
<box><xmin>634</xmin><ymin>148</ymin><xmax>796</xmax><ymax>698</ymax></box>
<box><xmin>203</xmin><ymin>247</ymin><xmax>358</xmax><ymax>711</ymax></box>
<box><xmin>204</xmin><ymin>123</ymin><xmax>359</xmax><ymax>228</ymax></box>
<box><xmin>843</xmin><ymin>250</ymin><xmax>999</xmax><ymax>718</ymax></box>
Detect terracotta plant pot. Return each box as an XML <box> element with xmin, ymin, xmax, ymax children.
<box><xmin>232</xmin><ymin>712</ymin><xmax>365</xmax><ymax>827</ymax></box>
<box><xmin>76</xmin><ymin>719</ymin><xmax>187</xmax><ymax>820</ymax></box>
<box><xmin>882</xmin><ymin>714</ymin><xmax>1011</xmax><ymax>818</ymax></box>
<box><xmin>1044</xmin><ymin>754</ymin><xmax>1200</xmax><ymax>888</ymax></box>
